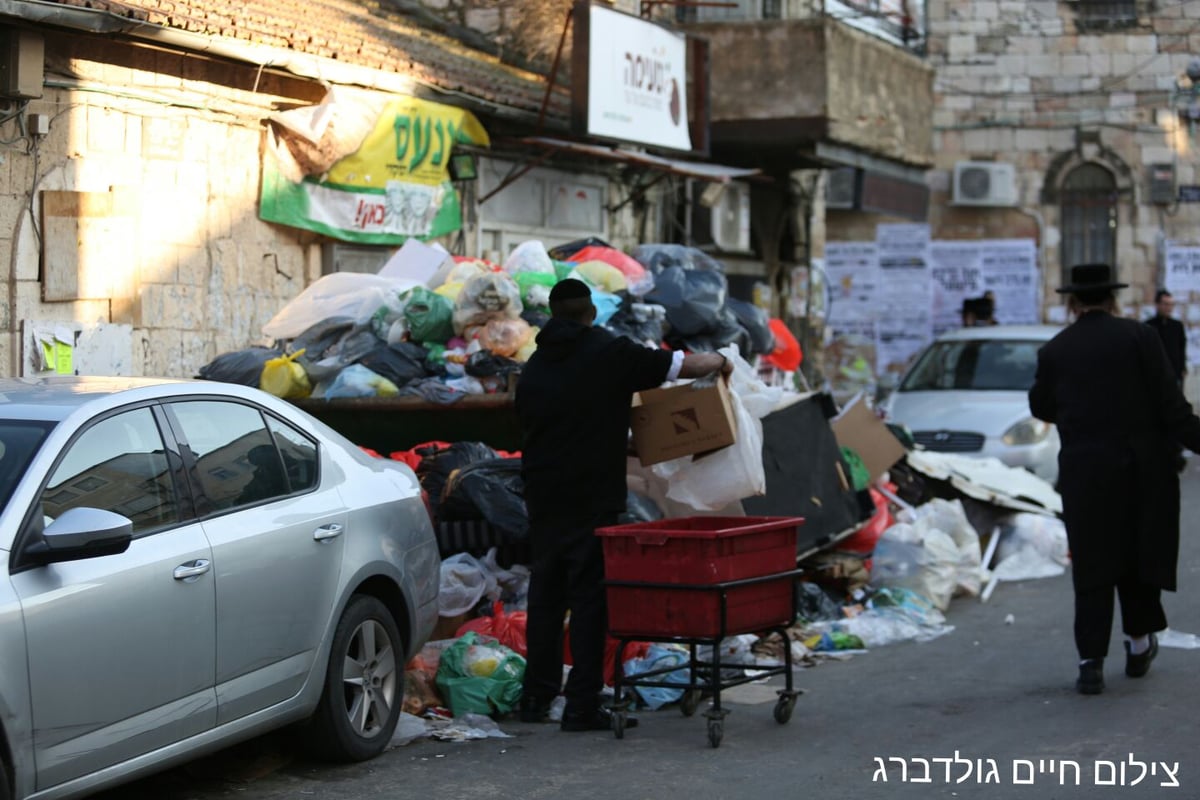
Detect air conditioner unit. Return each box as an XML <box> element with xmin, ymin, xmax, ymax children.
<box><xmin>952</xmin><ymin>161</ymin><xmax>1019</xmax><ymax>207</ymax></box>
<box><xmin>708</xmin><ymin>181</ymin><xmax>752</xmax><ymax>252</ymax></box>
<box><xmin>825</xmin><ymin>167</ymin><xmax>859</xmax><ymax>210</ymax></box>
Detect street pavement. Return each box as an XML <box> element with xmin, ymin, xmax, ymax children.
<box><xmin>100</xmin><ymin>464</ymin><xmax>1200</xmax><ymax>800</ymax></box>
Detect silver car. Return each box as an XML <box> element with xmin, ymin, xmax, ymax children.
<box><xmin>0</xmin><ymin>377</ymin><xmax>439</xmax><ymax>800</ymax></box>
<box><xmin>881</xmin><ymin>325</ymin><xmax>1062</xmax><ymax>483</ymax></box>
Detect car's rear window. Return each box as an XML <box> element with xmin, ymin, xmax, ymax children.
<box><xmin>900</xmin><ymin>339</ymin><xmax>1042</xmax><ymax>391</ymax></box>
<box><xmin>0</xmin><ymin>421</ymin><xmax>55</xmax><ymax>513</ymax></box>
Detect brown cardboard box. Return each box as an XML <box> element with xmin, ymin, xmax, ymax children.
<box><xmin>830</xmin><ymin>394</ymin><xmax>906</xmax><ymax>482</ymax></box>
<box><xmin>630</xmin><ymin>378</ymin><xmax>737</xmax><ymax>466</ymax></box>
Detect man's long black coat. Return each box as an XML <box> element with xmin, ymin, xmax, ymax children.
<box><xmin>1029</xmin><ymin>312</ymin><xmax>1200</xmax><ymax>592</ymax></box>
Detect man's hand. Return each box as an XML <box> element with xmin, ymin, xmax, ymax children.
<box><xmin>678</xmin><ymin>351</ymin><xmax>733</xmax><ymax>379</ymax></box>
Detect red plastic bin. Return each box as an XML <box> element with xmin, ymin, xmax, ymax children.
<box><xmin>596</xmin><ymin>516</ymin><xmax>804</xmax><ymax>638</ymax></box>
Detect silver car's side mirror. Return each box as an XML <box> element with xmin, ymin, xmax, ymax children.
<box><xmin>26</xmin><ymin>507</ymin><xmax>134</xmax><ymax>565</ymax></box>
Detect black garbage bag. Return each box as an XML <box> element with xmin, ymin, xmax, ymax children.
<box><xmin>288</xmin><ymin>317</ymin><xmax>355</xmax><ymax>362</ymax></box>
<box><xmin>631</xmin><ymin>243</ymin><xmax>726</xmax><ymax>275</ymax></box>
<box><xmin>416</xmin><ymin>441</ymin><xmax>500</xmax><ymax>518</ymax></box>
<box><xmin>465</xmin><ymin>351</ymin><xmax>522</xmax><ymax>379</ymax></box>
<box><xmin>795</xmin><ymin>581</ymin><xmax>844</xmax><ymax>622</ymax></box>
<box><xmin>439</xmin><ymin>457</ymin><xmax>529</xmax><ymax>540</ymax></box>
<box><xmin>198</xmin><ymin>347</ymin><xmax>283</xmax><ymax>387</ymax></box>
<box><xmin>355</xmin><ymin>342</ymin><xmax>428</xmax><ymax>389</ymax></box>
<box><xmin>547</xmin><ymin>236</ymin><xmax>613</xmax><ymax>261</ymax></box>
<box><xmin>646</xmin><ymin>265</ymin><xmax>728</xmax><ymax>337</ymax></box>
<box><xmin>604</xmin><ymin>296</ymin><xmax>668</xmax><ymax>346</ymax></box>
<box><xmin>726</xmin><ymin>297</ymin><xmax>775</xmax><ymax>356</ymax></box>
<box><xmin>521</xmin><ymin>307</ymin><xmax>551</xmax><ymax>330</ymax></box>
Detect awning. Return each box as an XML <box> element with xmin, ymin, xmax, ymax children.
<box><xmin>520</xmin><ymin>137</ymin><xmax>760</xmax><ymax>183</ymax></box>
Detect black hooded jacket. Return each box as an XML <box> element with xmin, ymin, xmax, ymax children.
<box><xmin>516</xmin><ymin>318</ymin><xmax>673</xmax><ymax>517</ymax></box>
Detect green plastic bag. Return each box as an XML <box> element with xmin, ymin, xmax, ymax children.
<box><xmin>435</xmin><ymin>631</ymin><xmax>526</xmax><ymax>716</ymax></box>
<box><xmin>403</xmin><ymin>286</ymin><xmax>455</xmax><ymax>344</ymax></box>
<box><xmin>552</xmin><ymin>259</ymin><xmax>575</xmax><ymax>281</ymax></box>
<box><xmin>514</xmin><ymin>271</ymin><xmax>557</xmax><ymax>310</ymax></box>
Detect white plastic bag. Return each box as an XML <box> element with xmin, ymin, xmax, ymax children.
<box><xmin>263</xmin><ymin>273</ymin><xmax>422</xmax><ymax>340</ymax></box>
<box><xmin>870</xmin><ymin>521</ymin><xmax>960</xmax><ymax>611</ymax></box>
<box><xmin>438</xmin><ymin>553</ymin><xmax>500</xmax><ymax>617</ymax></box>
<box><xmin>904</xmin><ymin>499</ymin><xmax>982</xmax><ymax>597</ymax></box>
<box><xmin>655</xmin><ymin>345</ymin><xmax>781</xmax><ymax>511</ymax></box>
<box><xmin>323</xmin><ymin>364</ymin><xmax>400</xmax><ymax>399</ymax></box>
<box><xmin>502</xmin><ymin>240</ymin><xmax>555</xmax><ymax>275</ymax></box>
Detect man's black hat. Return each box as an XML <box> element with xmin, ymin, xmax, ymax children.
<box><xmin>548</xmin><ymin>278</ymin><xmax>592</xmax><ymax>304</ymax></box>
<box><xmin>1057</xmin><ymin>263</ymin><xmax>1128</xmax><ymax>294</ymax></box>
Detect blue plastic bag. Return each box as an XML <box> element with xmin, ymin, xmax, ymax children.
<box><xmin>624</xmin><ymin>644</ymin><xmax>690</xmax><ymax>710</ymax></box>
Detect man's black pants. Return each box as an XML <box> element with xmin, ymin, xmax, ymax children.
<box><xmin>522</xmin><ymin>510</ymin><xmax>617</xmax><ymax>714</ymax></box>
<box><xmin>1074</xmin><ymin>579</ymin><xmax>1167</xmax><ymax>659</ymax></box>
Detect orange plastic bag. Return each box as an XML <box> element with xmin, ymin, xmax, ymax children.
<box><xmin>456</xmin><ymin>601</ymin><xmax>528</xmax><ymax>657</ymax></box>
<box><xmin>762</xmin><ymin>318</ymin><xmax>802</xmax><ymax>371</ymax></box>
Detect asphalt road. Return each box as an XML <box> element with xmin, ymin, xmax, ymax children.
<box><xmin>99</xmin><ymin>464</ymin><xmax>1200</xmax><ymax>800</ymax></box>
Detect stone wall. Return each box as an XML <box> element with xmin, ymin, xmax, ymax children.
<box><xmin>1</xmin><ymin>31</ymin><xmax>325</xmax><ymax>378</ymax></box>
<box><xmin>926</xmin><ymin>0</ymin><xmax>1200</xmax><ymax>308</ymax></box>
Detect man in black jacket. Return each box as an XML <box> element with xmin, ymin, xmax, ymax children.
<box><xmin>1146</xmin><ymin>289</ymin><xmax>1187</xmax><ymax>387</ymax></box>
<box><xmin>1029</xmin><ymin>264</ymin><xmax>1200</xmax><ymax>695</ymax></box>
<box><xmin>516</xmin><ymin>278</ymin><xmax>731</xmax><ymax>730</ymax></box>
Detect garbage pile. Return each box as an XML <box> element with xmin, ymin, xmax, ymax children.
<box><xmin>199</xmin><ymin>238</ymin><xmax>799</xmax><ymax>400</ymax></box>
<box><xmin>390</xmin><ymin>443</ymin><xmax>1069</xmax><ymax>745</ymax></box>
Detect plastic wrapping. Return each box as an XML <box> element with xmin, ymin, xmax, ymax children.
<box><xmin>438</xmin><ymin>552</ymin><xmax>501</xmax><ymax>617</ymax></box>
<box><xmin>547</xmin><ymin>236</ymin><xmax>613</xmax><ymax>261</ymax></box>
<box><xmin>605</xmin><ymin>301</ymin><xmax>668</xmax><ymax>347</ymax></box>
<box><xmin>453</xmin><ymin>272</ymin><xmax>524</xmax><ymax>334</ymax></box>
<box><xmin>569</xmin><ymin>245</ymin><xmax>654</xmax><ymax>296</ymax></box>
<box><xmin>725</xmin><ymin>297</ymin><xmax>775</xmax><ymax>356</ymax></box>
<box><xmin>439</xmin><ymin>457</ymin><xmax>528</xmax><ymax>540</ymax></box>
<box><xmin>631</xmin><ymin>243</ymin><xmax>726</xmax><ymax>275</ymax></box>
<box><xmin>436</xmin><ymin>631</ymin><xmax>525</xmax><ymax>716</ymax></box>
<box><xmin>456</xmin><ymin>601</ymin><xmax>528</xmax><ymax>656</ymax></box>
<box><xmin>568</xmin><ymin>260</ymin><xmax>628</xmax><ymax>294</ymax></box>
<box><xmin>903</xmin><ymin>498</ymin><xmax>983</xmax><ymax>597</ymax></box>
<box><xmin>514</xmin><ymin>271</ymin><xmax>556</xmax><ymax>311</ymax></box>
<box><xmin>869</xmin><ymin>520</ymin><xmax>960</xmax><ymax>611</ymax></box>
<box><xmin>262</xmin><ymin>273</ymin><xmax>420</xmax><ymax>340</ymax></box>
<box><xmin>624</xmin><ymin>644</ymin><xmax>690</xmax><ymax>710</ymax></box>
<box><xmin>356</xmin><ymin>342</ymin><xmax>429</xmax><ymax>389</ymax></box>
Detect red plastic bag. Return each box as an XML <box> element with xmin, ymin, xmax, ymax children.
<box><xmin>840</xmin><ymin>486</ymin><xmax>893</xmax><ymax>558</ymax></box>
<box><xmin>564</xmin><ymin>633</ymin><xmax>652</xmax><ymax>686</ymax></box>
<box><xmin>569</xmin><ymin>245</ymin><xmax>652</xmax><ymax>294</ymax></box>
<box><xmin>456</xmin><ymin>601</ymin><xmax>528</xmax><ymax>657</ymax></box>
<box><xmin>762</xmin><ymin>318</ymin><xmax>802</xmax><ymax>371</ymax></box>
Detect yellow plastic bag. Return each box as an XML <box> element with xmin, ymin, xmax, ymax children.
<box><xmin>260</xmin><ymin>349</ymin><xmax>312</xmax><ymax>399</ymax></box>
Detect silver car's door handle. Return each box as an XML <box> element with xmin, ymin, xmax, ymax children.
<box><xmin>313</xmin><ymin>523</ymin><xmax>343</xmax><ymax>542</ymax></box>
<box><xmin>173</xmin><ymin>559</ymin><xmax>211</xmax><ymax>581</ymax></box>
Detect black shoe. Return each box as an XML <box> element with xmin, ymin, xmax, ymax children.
<box><xmin>560</xmin><ymin>706</ymin><xmax>639</xmax><ymax>732</ymax></box>
<box><xmin>1125</xmin><ymin>634</ymin><xmax>1159</xmax><ymax>678</ymax></box>
<box><xmin>518</xmin><ymin>694</ymin><xmax>553</xmax><ymax>723</ymax></box>
<box><xmin>1076</xmin><ymin>659</ymin><xmax>1105</xmax><ymax>695</ymax></box>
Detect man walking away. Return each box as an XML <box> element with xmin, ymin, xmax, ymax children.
<box><xmin>1029</xmin><ymin>264</ymin><xmax>1200</xmax><ymax>695</ymax></box>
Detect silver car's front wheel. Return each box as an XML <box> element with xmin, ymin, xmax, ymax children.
<box><xmin>305</xmin><ymin>595</ymin><xmax>404</xmax><ymax>761</ymax></box>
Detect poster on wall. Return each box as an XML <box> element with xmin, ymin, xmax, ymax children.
<box><xmin>259</xmin><ymin>88</ymin><xmax>490</xmax><ymax>245</ymax></box>
<box><xmin>929</xmin><ymin>240</ymin><xmax>984</xmax><ymax>336</ymax></box>
<box><xmin>825</xmin><ymin>241</ymin><xmax>879</xmax><ymax>335</ymax></box>
<box><xmin>1164</xmin><ymin>241</ymin><xmax>1200</xmax><ymax>365</ymax></box>
<box><xmin>980</xmin><ymin>239</ymin><xmax>1039</xmax><ymax>325</ymax></box>
<box><xmin>875</xmin><ymin>224</ymin><xmax>933</xmax><ymax>375</ymax></box>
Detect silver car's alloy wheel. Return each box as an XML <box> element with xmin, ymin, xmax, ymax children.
<box><xmin>342</xmin><ymin>619</ymin><xmax>397</xmax><ymax>738</ymax></box>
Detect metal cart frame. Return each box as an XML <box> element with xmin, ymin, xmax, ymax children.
<box><xmin>606</xmin><ymin>567</ymin><xmax>806</xmax><ymax>748</ymax></box>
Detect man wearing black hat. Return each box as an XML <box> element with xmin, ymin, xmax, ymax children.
<box><xmin>516</xmin><ymin>278</ymin><xmax>732</xmax><ymax>730</ymax></box>
<box><xmin>1029</xmin><ymin>263</ymin><xmax>1200</xmax><ymax>695</ymax></box>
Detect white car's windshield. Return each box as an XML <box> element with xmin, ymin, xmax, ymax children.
<box><xmin>0</xmin><ymin>420</ymin><xmax>55</xmax><ymax>512</ymax></box>
<box><xmin>901</xmin><ymin>339</ymin><xmax>1042</xmax><ymax>391</ymax></box>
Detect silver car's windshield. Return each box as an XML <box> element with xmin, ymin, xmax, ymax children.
<box><xmin>901</xmin><ymin>339</ymin><xmax>1042</xmax><ymax>391</ymax></box>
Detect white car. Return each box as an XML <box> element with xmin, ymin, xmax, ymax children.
<box><xmin>0</xmin><ymin>376</ymin><xmax>440</xmax><ymax>800</ymax></box>
<box><xmin>881</xmin><ymin>325</ymin><xmax>1062</xmax><ymax>484</ymax></box>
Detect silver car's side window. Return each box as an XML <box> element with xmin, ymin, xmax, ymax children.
<box><xmin>169</xmin><ymin>400</ymin><xmax>284</xmax><ymax>512</ymax></box>
<box><xmin>266</xmin><ymin>415</ymin><xmax>318</xmax><ymax>493</ymax></box>
<box><xmin>42</xmin><ymin>407</ymin><xmax>178</xmax><ymax>535</ymax></box>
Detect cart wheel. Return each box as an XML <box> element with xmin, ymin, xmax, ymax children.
<box><xmin>613</xmin><ymin>710</ymin><xmax>627</xmax><ymax>740</ymax></box>
<box><xmin>773</xmin><ymin>696</ymin><xmax>796</xmax><ymax>725</ymax></box>
<box><xmin>707</xmin><ymin>718</ymin><xmax>723</xmax><ymax>749</ymax></box>
<box><xmin>680</xmin><ymin>689</ymin><xmax>702</xmax><ymax>717</ymax></box>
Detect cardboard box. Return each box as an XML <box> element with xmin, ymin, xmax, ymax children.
<box><xmin>830</xmin><ymin>393</ymin><xmax>906</xmax><ymax>482</ymax></box>
<box><xmin>630</xmin><ymin>378</ymin><xmax>737</xmax><ymax>466</ymax></box>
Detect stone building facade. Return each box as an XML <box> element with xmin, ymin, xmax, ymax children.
<box><xmin>922</xmin><ymin>0</ymin><xmax>1200</xmax><ymax>311</ymax></box>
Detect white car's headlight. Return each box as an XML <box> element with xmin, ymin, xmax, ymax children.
<box><xmin>1002</xmin><ymin>418</ymin><xmax>1051</xmax><ymax>446</ymax></box>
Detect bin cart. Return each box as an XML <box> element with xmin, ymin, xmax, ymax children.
<box><xmin>596</xmin><ymin>516</ymin><xmax>805</xmax><ymax>748</ymax></box>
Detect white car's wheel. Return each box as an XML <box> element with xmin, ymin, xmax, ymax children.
<box><xmin>305</xmin><ymin>595</ymin><xmax>404</xmax><ymax>761</ymax></box>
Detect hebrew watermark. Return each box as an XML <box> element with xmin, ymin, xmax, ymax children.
<box><xmin>872</xmin><ymin>752</ymin><xmax>1179</xmax><ymax>788</ymax></box>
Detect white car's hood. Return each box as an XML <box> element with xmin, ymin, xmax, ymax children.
<box><xmin>887</xmin><ymin>390</ymin><xmax>1034</xmax><ymax>435</ymax></box>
